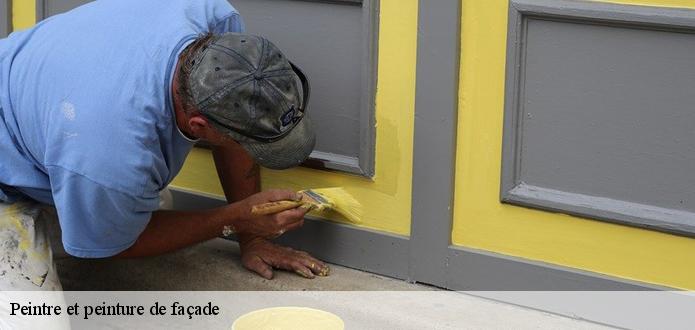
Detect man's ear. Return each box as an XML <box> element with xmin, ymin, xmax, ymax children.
<box><xmin>187</xmin><ymin>114</ymin><xmax>210</xmax><ymax>139</ymax></box>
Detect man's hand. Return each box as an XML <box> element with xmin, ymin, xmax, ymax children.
<box><xmin>240</xmin><ymin>237</ymin><xmax>330</xmax><ymax>280</ymax></box>
<box><xmin>231</xmin><ymin>190</ymin><xmax>309</xmax><ymax>239</ymax></box>
<box><xmin>211</xmin><ymin>143</ymin><xmax>323</xmax><ymax>280</ymax></box>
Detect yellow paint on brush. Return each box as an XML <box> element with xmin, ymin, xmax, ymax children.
<box><xmin>249</xmin><ymin>187</ymin><xmax>362</xmax><ymax>224</ymax></box>
<box><xmin>173</xmin><ymin>0</ymin><xmax>418</xmax><ymax>236</ymax></box>
<box><xmin>453</xmin><ymin>0</ymin><xmax>695</xmax><ymax>290</ymax></box>
<box><xmin>12</xmin><ymin>0</ymin><xmax>36</xmax><ymax>31</ymax></box>
<box><xmin>302</xmin><ymin>188</ymin><xmax>362</xmax><ymax>224</ymax></box>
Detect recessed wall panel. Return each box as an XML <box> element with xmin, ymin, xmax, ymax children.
<box><xmin>37</xmin><ymin>0</ymin><xmax>378</xmax><ymax>176</ymax></box>
<box><xmin>502</xmin><ymin>0</ymin><xmax>695</xmax><ymax>235</ymax></box>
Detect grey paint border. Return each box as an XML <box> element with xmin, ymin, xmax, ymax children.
<box><xmin>170</xmin><ymin>188</ymin><xmax>668</xmax><ymax>290</ymax></box>
<box><xmin>357</xmin><ymin>0</ymin><xmax>379</xmax><ymax>178</ymax></box>
<box><xmin>501</xmin><ymin>0</ymin><xmax>695</xmax><ymax>236</ymax></box>
<box><xmin>295</xmin><ymin>0</ymin><xmax>362</xmax><ymax>5</ymax></box>
<box><xmin>0</xmin><ymin>0</ymin><xmax>10</xmax><ymax>37</ymax></box>
<box><xmin>304</xmin><ymin>0</ymin><xmax>379</xmax><ymax>177</ymax></box>
<box><xmin>446</xmin><ymin>246</ymin><xmax>667</xmax><ymax>291</ymax></box>
<box><xmin>408</xmin><ymin>0</ymin><xmax>460</xmax><ymax>286</ymax></box>
<box><xmin>35</xmin><ymin>0</ymin><xmax>45</xmax><ymax>22</ymax></box>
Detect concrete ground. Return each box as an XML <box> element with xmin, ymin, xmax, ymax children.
<box><xmin>54</xmin><ymin>238</ymin><xmax>426</xmax><ymax>291</ymax></box>
<box><xmin>52</xmin><ymin>238</ymin><xmax>615</xmax><ymax>329</ymax></box>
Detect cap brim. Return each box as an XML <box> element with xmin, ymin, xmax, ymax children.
<box><xmin>240</xmin><ymin>116</ymin><xmax>316</xmax><ymax>170</ymax></box>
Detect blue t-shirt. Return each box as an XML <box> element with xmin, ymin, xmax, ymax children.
<box><xmin>0</xmin><ymin>0</ymin><xmax>244</xmax><ymax>258</ymax></box>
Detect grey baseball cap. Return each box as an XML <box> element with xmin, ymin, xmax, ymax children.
<box><xmin>187</xmin><ymin>33</ymin><xmax>315</xmax><ymax>170</ymax></box>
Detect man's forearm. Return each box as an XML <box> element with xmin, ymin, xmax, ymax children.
<box><xmin>118</xmin><ymin>143</ymin><xmax>262</xmax><ymax>258</ymax></box>
<box><xmin>115</xmin><ymin>207</ymin><xmax>238</xmax><ymax>258</ymax></box>
<box><xmin>212</xmin><ymin>142</ymin><xmax>262</xmax><ymax>245</ymax></box>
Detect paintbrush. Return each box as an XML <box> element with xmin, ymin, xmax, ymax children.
<box><xmin>251</xmin><ymin>188</ymin><xmax>362</xmax><ymax>223</ymax></box>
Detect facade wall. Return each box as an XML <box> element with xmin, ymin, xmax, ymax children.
<box><xmin>9</xmin><ymin>0</ymin><xmax>695</xmax><ymax>290</ymax></box>
<box><xmin>452</xmin><ymin>0</ymin><xmax>695</xmax><ymax>290</ymax></box>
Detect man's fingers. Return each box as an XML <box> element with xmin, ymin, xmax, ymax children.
<box><xmin>267</xmin><ymin>189</ymin><xmax>301</xmax><ymax>202</ymax></box>
<box><xmin>282</xmin><ymin>219</ymin><xmax>304</xmax><ymax>234</ymax></box>
<box><xmin>243</xmin><ymin>256</ymin><xmax>274</xmax><ymax>280</ymax></box>
<box><xmin>299</xmin><ymin>252</ymin><xmax>330</xmax><ymax>276</ymax></box>
<box><xmin>268</xmin><ymin>254</ymin><xmax>314</xmax><ymax>279</ymax></box>
<box><xmin>300</xmin><ymin>256</ymin><xmax>330</xmax><ymax>276</ymax></box>
<box><xmin>274</xmin><ymin>208</ymin><xmax>308</xmax><ymax>228</ymax></box>
<box><xmin>291</xmin><ymin>262</ymin><xmax>315</xmax><ymax>279</ymax></box>
<box><xmin>275</xmin><ymin>250</ymin><xmax>326</xmax><ymax>279</ymax></box>
<box><xmin>302</xmin><ymin>258</ymin><xmax>330</xmax><ymax>276</ymax></box>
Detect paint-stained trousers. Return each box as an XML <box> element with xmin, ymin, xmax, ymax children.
<box><xmin>0</xmin><ymin>198</ymin><xmax>70</xmax><ymax>329</ymax></box>
<box><xmin>0</xmin><ymin>188</ymin><xmax>174</xmax><ymax>291</ymax></box>
<box><xmin>0</xmin><ymin>190</ymin><xmax>173</xmax><ymax>328</ymax></box>
<box><xmin>0</xmin><ymin>199</ymin><xmax>61</xmax><ymax>291</ymax></box>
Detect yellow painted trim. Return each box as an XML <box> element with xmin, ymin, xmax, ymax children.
<box><xmin>453</xmin><ymin>0</ymin><xmax>695</xmax><ymax>290</ymax></box>
<box><xmin>12</xmin><ymin>0</ymin><xmax>36</xmax><ymax>31</ymax></box>
<box><xmin>173</xmin><ymin>0</ymin><xmax>418</xmax><ymax>235</ymax></box>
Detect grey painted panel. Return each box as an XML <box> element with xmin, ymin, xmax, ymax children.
<box><xmin>299</xmin><ymin>0</ymin><xmax>362</xmax><ymax>4</ymax></box>
<box><xmin>37</xmin><ymin>0</ymin><xmax>92</xmax><ymax>19</ymax></box>
<box><xmin>38</xmin><ymin>0</ymin><xmax>378</xmax><ymax>177</ymax></box>
<box><xmin>232</xmin><ymin>0</ymin><xmax>377</xmax><ymax>176</ymax></box>
<box><xmin>409</xmin><ymin>0</ymin><xmax>460</xmax><ymax>286</ymax></box>
<box><xmin>233</xmin><ymin>0</ymin><xmax>362</xmax><ymax>158</ymax></box>
<box><xmin>502</xmin><ymin>0</ymin><xmax>695</xmax><ymax>235</ymax></box>
<box><xmin>0</xmin><ymin>0</ymin><xmax>10</xmax><ymax>37</ymax></box>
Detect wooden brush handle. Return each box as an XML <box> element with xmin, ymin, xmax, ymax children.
<box><xmin>251</xmin><ymin>200</ymin><xmax>303</xmax><ymax>216</ymax></box>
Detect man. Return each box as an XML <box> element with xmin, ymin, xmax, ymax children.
<box><xmin>0</xmin><ymin>0</ymin><xmax>329</xmax><ymax>291</ymax></box>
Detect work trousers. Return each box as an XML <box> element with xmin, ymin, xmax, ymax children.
<box><xmin>0</xmin><ymin>198</ymin><xmax>69</xmax><ymax>329</ymax></box>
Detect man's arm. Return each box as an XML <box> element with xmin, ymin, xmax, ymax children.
<box><xmin>116</xmin><ymin>207</ymin><xmax>234</xmax><ymax>258</ymax></box>
<box><xmin>212</xmin><ymin>142</ymin><xmax>330</xmax><ymax>279</ymax></box>
<box><xmin>115</xmin><ymin>190</ymin><xmax>307</xmax><ymax>259</ymax></box>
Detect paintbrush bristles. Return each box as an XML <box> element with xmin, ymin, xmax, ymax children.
<box><xmin>301</xmin><ymin>188</ymin><xmax>362</xmax><ymax>224</ymax></box>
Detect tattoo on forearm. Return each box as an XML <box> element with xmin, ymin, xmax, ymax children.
<box><xmin>245</xmin><ymin>164</ymin><xmax>260</xmax><ymax>180</ymax></box>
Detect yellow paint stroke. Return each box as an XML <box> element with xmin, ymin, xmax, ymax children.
<box><xmin>173</xmin><ymin>0</ymin><xmax>419</xmax><ymax>235</ymax></box>
<box><xmin>453</xmin><ymin>0</ymin><xmax>695</xmax><ymax>289</ymax></box>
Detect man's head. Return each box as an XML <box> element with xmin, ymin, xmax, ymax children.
<box><xmin>175</xmin><ymin>33</ymin><xmax>315</xmax><ymax>170</ymax></box>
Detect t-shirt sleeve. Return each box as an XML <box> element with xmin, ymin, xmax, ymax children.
<box><xmin>213</xmin><ymin>12</ymin><xmax>245</xmax><ymax>34</ymax></box>
<box><xmin>47</xmin><ymin>166</ymin><xmax>159</xmax><ymax>258</ymax></box>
